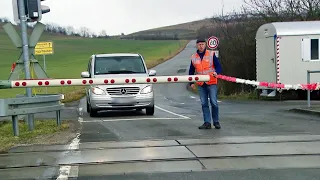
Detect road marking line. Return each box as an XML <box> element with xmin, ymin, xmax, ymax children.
<box><xmin>163</xmin><ymin>96</ymin><xmax>185</xmax><ymax>104</ymax></box>
<box><xmin>155</xmin><ymin>105</ymin><xmax>190</xmax><ymax>119</ymax></box>
<box><xmin>77</xmin><ymin>107</ymin><xmax>83</xmax><ymax>116</ymax></box>
<box><xmin>67</xmin><ymin>166</ymin><xmax>79</xmax><ymax>179</ymax></box>
<box><xmin>78</xmin><ymin>116</ymin><xmax>83</xmax><ymax>123</ymax></box>
<box><xmin>56</xmin><ymin>133</ymin><xmax>80</xmax><ymax>179</ymax></box>
<box><xmin>81</xmin><ymin>117</ymin><xmax>187</xmax><ymax>122</ymax></box>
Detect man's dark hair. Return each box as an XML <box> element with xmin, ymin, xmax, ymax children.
<box><xmin>196</xmin><ymin>38</ymin><xmax>206</xmax><ymax>43</ymax></box>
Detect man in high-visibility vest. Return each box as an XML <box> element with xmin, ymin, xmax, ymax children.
<box><xmin>189</xmin><ymin>38</ymin><xmax>222</xmax><ymax>129</ymax></box>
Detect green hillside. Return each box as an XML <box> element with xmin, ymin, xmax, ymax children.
<box><xmin>124</xmin><ymin>18</ymin><xmax>216</xmax><ymax>39</ymax></box>
<box><xmin>0</xmin><ymin>22</ymin><xmax>189</xmax><ymax>102</ymax></box>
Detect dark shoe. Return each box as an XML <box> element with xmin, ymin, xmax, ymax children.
<box><xmin>199</xmin><ymin>122</ymin><xmax>212</xmax><ymax>129</ymax></box>
<box><xmin>213</xmin><ymin>122</ymin><xmax>221</xmax><ymax>129</ymax></box>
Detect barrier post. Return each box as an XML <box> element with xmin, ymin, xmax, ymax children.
<box><xmin>12</xmin><ymin>115</ymin><xmax>19</xmax><ymax>136</ymax></box>
<box><xmin>307</xmin><ymin>70</ymin><xmax>320</xmax><ymax>107</ymax></box>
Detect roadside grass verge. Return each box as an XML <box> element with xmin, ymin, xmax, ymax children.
<box><xmin>0</xmin><ymin>119</ymin><xmax>69</xmax><ymax>153</ymax></box>
<box><xmin>218</xmin><ymin>91</ymin><xmax>258</xmax><ymax>100</ymax></box>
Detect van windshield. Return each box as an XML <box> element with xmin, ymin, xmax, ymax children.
<box><xmin>94</xmin><ymin>56</ymin><xmax>146</xmax><ymax>75</ymax></box>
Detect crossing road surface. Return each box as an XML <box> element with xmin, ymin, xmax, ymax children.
<box><xmin>1</xmin><ymin>40</ymin><xmax>320</xmax><ymax>179</ymax></box>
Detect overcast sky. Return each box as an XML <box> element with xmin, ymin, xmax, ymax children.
<box><xmin>0</xmin><ymin>0</ymin><xmax>245</xmax><ymax>35</ymax></box>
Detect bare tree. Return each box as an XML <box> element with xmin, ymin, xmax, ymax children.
<box><xmin>66</xmin><ymin>26</ymin><xmax>75</xmax><ymax>36</ymax></box>
<box><xmin>101</xmin><ymin>30</ymin><xmax>107</xmax><ymax>36</ymax></box>
<box><xmin>79</xmin><ymin>26</ymin><xmax>90</xmax><ymax>37</ymax></box>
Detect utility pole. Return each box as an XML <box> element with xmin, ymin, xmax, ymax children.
<box><xmin>17</xmin><ymin>0</ymin><xmax>34</xmax><ymax>130</ymax></box>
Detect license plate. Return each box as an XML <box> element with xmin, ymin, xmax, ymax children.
<box><xmin>112</xmin><ymin>97</ymin><xmax>134</xmax><ymax>104</ymax></box>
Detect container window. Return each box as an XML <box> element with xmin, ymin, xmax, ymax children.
<box><xmin>301</xmin><ymin>38</ymin><xmax>320</xmax><ymax>61</ymax></box>
<box><xmin>311</xmin><ymin>39</ymin><xmax>319</xmax><ymax>60</ymax></box>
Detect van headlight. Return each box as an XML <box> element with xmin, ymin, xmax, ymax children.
<box><xmin>92</xmin><ymin>87</ymin><xmax>106</xmax><ymax>95</ymax></box>
<box><xmin>141</xmin><ymin>85</ymin><xmax>152</xmax><ymax>94</ymax></box>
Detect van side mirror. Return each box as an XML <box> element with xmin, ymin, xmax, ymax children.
<box><xmin>81</xmin><ymin>71</ymin><xmax>90</xmax><ymax>78</ymax></box>
<box><xmin>148</xmin><ymin>69</ymin><xmax>156</xmax><ymax>76</ymax></box>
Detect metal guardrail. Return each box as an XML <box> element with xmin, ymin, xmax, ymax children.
<box><xmin>307</xmin><ymin>70</ymin><xmax>320</xmax><ymax>107</ymax></box>
<box><xmin>0</xmin><ymin>94</ymin><xmax>64</xmax><ymax>136</ymax></box>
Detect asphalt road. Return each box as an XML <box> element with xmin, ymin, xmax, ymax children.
<box><xmin>1</xmin><ymin>40</ymin><xmax>320</xmax><ymax>180</ymax></box>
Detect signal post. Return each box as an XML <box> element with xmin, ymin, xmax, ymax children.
<box><xmin>2</xmin><ymin>0</ymin><xmax>51</xmax><ymax>130</ymax></box>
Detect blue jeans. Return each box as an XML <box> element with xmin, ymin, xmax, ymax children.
<box><xmin>197</xmin><ymin>83</ymin><xmax>219</xmax><ymax>124</ymax></box>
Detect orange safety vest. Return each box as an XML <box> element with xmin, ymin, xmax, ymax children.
<box><xmin>191</xmin><ymin>50</ymin><xmax>217</xmax><ymax>86</ymax></box>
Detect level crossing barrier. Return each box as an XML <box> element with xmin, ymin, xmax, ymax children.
<box><xmin>0</xmin><ymin>74</ymin><xmax>319</xmax><ymax>136</ymax></box>
<box><xmin>217</xmin><ymin>75</ymin><xmax>320</xmax><ymax>91</ymax></box>
<box><xmin>0</xmin><ymin>74</ymin><xmax>319</xmax><ymax>90</ymax></box>
<box><xmin>0</xmin><ymin>75</ymin><xmax>210</xmax><ymax>88</ymax></box>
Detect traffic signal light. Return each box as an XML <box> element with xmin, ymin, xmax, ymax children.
<box><xmin>27</xmin><ymin>0</ymin><xmax>50</xmax><ymax>21</ymax></box>
<box><xmin>12</xmin><ymin>0</ymin><xmax>50</xmax><ymax>23</ymax></box>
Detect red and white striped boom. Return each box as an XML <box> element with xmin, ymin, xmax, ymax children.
<box><xmin>9</xmin><ymin>75</ymin><xmax>210</xmax><ymax>88</ymax></box>
<box><xmin>1</xmin><ymin>74</ymin><xmax>319</xmax><ymax>90</ymax></box>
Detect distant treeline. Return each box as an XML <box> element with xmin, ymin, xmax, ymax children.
<box><xmin>122</xmin><ymin>32</ymin><xmax>179</xmax><ymax>40</ymax></box>
<box><xmin>0</xmin><ymin>17</ymin><xmax>10</xmax><ymax>23</ymax></box>
<box><xmin>0</xmin><ymin>17</ymin><xmax>111</xmax><ymax>38</ymax></box>
<box><xmin>40</xmin><ymin>23</ymin><xmax>110</xmax><ymax>38</ymax></box>
<box><xmin>0</xmin><ymin>17</ymin><xmax>188</xmax><ymax>40</ymax></box>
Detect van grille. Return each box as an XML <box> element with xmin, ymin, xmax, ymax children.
<box><xmin>106</xmin><ymin>87</ymin><xmax>140</xmax><ymax>95</ymax></box>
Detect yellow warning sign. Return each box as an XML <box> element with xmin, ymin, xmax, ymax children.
<box><xmin>35</xmin><ymin>41</ymin><xmax>54</xmax><ymax>55</ymax></box>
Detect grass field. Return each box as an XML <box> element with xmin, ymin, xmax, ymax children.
<box><xmin>0</xmin><ymin>23</ymin><xmax>189</xmax><ymax>102</ymax></box>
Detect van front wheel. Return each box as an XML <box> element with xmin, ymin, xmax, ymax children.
<box><xmin>90</xmin><ymin>108</ymin><xmax>98</xmax><ymax>117</ymax></box>
<box><xmin>146</xmin><ymin>105</ymin><xmax>154</xmax><ymax>115</ymax></box>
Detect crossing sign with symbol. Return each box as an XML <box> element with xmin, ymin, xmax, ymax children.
<box><xmin>207</xmin><ymin>36</ymin><xmax>219</xmax><ymax>49</ymax></box>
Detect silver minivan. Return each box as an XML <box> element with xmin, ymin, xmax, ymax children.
<box><xmin>81</xmin><ymin>53</ymin><xmax>156</xmax><ymax>117</ymax></box>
